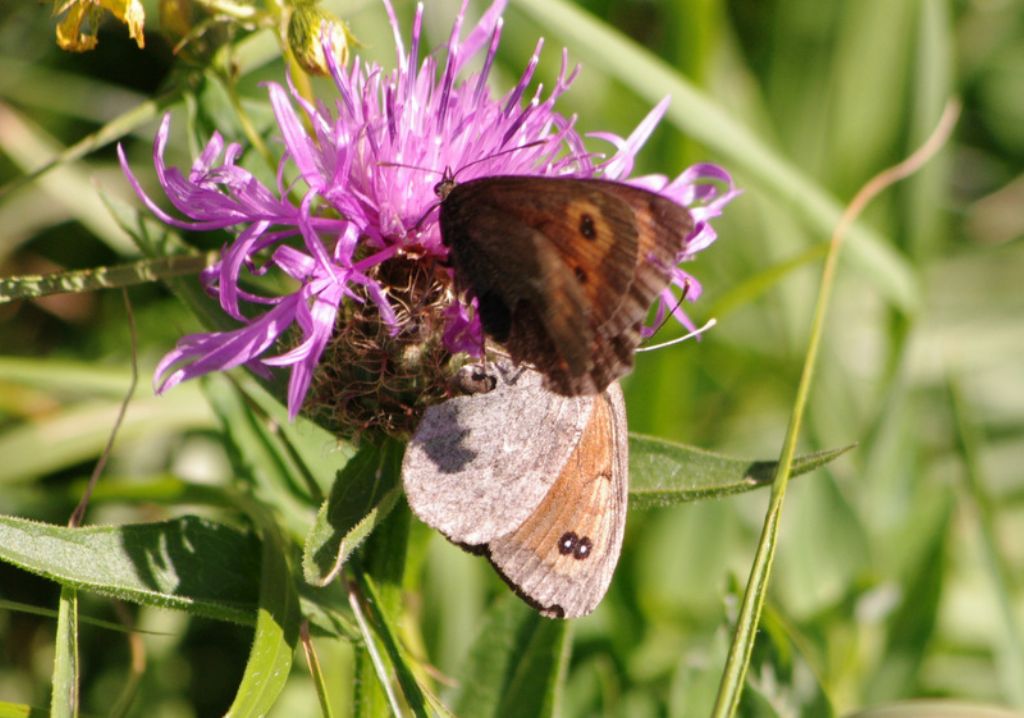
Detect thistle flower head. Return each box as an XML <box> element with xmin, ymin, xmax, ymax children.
<box><xmin>120</xmin><ymin>0</ymin><xmax>737</xmax><ymax>436</ymax></box>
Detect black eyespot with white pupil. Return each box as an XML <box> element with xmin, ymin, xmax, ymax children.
<box><xmin>579</xmin><ymin>213</ymin><xmax>597</xmax><ymax>239</ymax></box>
<box><xmin>557</xmin><ymin>531</ymin><xmax>593</xmax><ymax>560</ymax></box>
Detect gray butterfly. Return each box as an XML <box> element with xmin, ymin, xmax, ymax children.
<box><xmin>402</xmin><ymin>363</ymin><xmax>628</xmax><ymax>618</ymax></box>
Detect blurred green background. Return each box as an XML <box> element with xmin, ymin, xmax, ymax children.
<box><xmin>1</xmin><ymin>0</ymin><xmax>1022</xmax><ymax>715</ymax></box>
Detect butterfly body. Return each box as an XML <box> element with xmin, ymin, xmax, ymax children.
<box><xmin>437</xmin><ymin>175</ymin><xmax>693</xmax><ymax>395</ymax></box>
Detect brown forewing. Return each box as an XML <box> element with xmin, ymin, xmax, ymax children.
<box><xmin>583</xmin><ymin>180</ymin><xmax>693</xmax><ymax>393</ymax></box>
<box><xmin>440</xmin><ymin>176</ymin><xmax>692</xmax><ymax>395</ymax></box>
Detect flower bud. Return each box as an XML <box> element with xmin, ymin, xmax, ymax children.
<box><xmin>288</xmin><ymin>3</ymin><xmax>352</xmax><ymax>75</ymax></box>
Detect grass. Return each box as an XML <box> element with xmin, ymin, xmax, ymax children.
<box><xmin>0</xmin><ymin>0</ymin><xmax>1022</xmax><ymax>716</ymax></box>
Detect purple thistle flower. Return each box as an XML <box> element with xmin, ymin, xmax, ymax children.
<box><xmin>120</xmin><ymin>0</ymin><xmax>737</xmax><ymax>423</ymax></box>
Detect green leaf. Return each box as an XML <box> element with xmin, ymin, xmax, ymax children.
<box><xmin>0</xmin><ymin>87</ymin><xmax>175</xmax><ymax>201</ymax></box>
<box><xmin>950</xmin><ymin>378</ymin><xmax>1024</xmax><ymax>705</ymax></box>
<box><xmin>775</xmin><ymin>474</ymin><xmax>870</xmax><ymax>616</ymax></box>
<box><xmin>224</xmin><ymin>500</ymin><xmax>302</xmax><ymax>718</ymax></box>
<box><xmin>61</xmin><ymin>474</ymin><xmax>234</xmax><ymax>508</ymax></box>
<box><xmin>200</xmin><ymin>379</ymin><xmax>304</xmax><ymax>718</ymax></box>
<box><xmin>0</xmin><ymin>700</ymin><xmax>46</xmax><ymax>718</ymax></box>
<box><xmin>303</xmin><ymin>442</ymin><xmax>402</xmax><ymax>587</ymax></box>
<box><xmin>0</xmin><ymin>110</ymin><xmax>135</xmax><ymax>254</ymax></box>
<box><xmin>628</xmin><ymin>437</ymin><xmax>853</xmax><ymax>509</ymax></box>
<box><xmin>0</xmin><ymin>514</ymin><xmax>259</xmax><ymax>624</ymax></box>
<box><xmin>50</xmin><ymin>587</ymin><xmax>79</xmax><ymax>718</ymax></box>
<box><xmin>866</xmin><ymin>490</ymin><xmax>952</xmax><ymax>703</ymax></box>
<box><xmin>744</xmin><ymin>601</ymin><xmax>836</xmax><ymax>718</ymax></box>
<box><xmin>295</xmin><ymin>579</ymin><xmax>359</xmax><ymax>641</ymax></box>
<box><xmin>904</xmin><ymin>0</ymin><xmax>955</xmax><ymax>258</ymax></box>
<box><xmin>827</xmin><ymin>0</ymin><xmax>917</xmax><ymax>193</ymax></box>
<box><xmin>452</xmin><ymin>595</ymin><xmax>570</xmax><ymax>718</ymax></box>
<box><xmin>201</xmin><ymin>374</ymin><xmax>318</xmax><ymax>540</ymax></box>
<box><xmin>352</xmin><ymin>502</ymin><xmax>434</xmax><ymax>717</ymax></box>
<box><xmin>0</xmin><ymin>386</ymin><xmax>214</xmax><ymax>485</ymax></box>
<box><xmin>238</xmin><ymin>376</ymin><xmax>357</xmax><ymax>499</ymax></box>
<box><xmin>0</xmin><ymin>357</ymin><xmax>136</xmax><ymax>398</ymax></box>
<box><xmin>355</xmin><ymin>567</ymin><xmax>432</xmax><ymax>718</ymax></box>
<box><xmin>99</xmin><ymin>191</ymin><xmax>230</xmax><ymax>332</ymax></box>
<box><xmin>845</xmin><ymin>701</ymin><xmax>1024</xmax><ymax>718</ymax></box>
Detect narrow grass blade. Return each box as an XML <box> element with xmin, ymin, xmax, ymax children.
<box><xmin>224</xmin><ymin>499</ymin><xmax>302</xmax><ymax>718</ymax></box>
<box><xmin>949</xmin><ymin>379</ymin><xmax>1024</xmax><ymax>707</ymax></box>
<box><xmin>49</xmin><ymin>588</ymin><xmax>79</xmax><ymax>718</ymax></box>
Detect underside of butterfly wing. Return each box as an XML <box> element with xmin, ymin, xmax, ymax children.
<box><xmin>402</xmin><ymin>366</ymin><xmax>594</xmax><ymax>545</ymax></box>
<box><xmin>481</xmin><ymin>381</ymin><xmax>629</xmax><ymax>619</ymax></box>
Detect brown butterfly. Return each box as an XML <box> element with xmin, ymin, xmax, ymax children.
<box><xmin>437</xmin><ymin>173</ymin><xmax>693</xmax><ymax>396</ymax></box>
<box><xmin>402</xmin><ymin>362</ymin><xmax>628</xmax><ymax>618</ymax></box>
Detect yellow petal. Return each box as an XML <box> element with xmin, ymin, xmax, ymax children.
<box><xmin>99</xmin><ymin>0</ymin><xmax>146</xmax><ymax>48</ymax></box>
<box><xmin>53</xmin><ymin>0</ymin><xmax>145</xmax><ymax>51</ymax></box>
<box><xmin>55</xmin><ymin>3</ymin><xmax>98</xmax><ymax>52</ymax></box>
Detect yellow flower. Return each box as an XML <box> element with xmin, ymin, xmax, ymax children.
<box><xmin>53</xmin><ymin>0</ymin><xmax>145</xmax><ymax>52</ymax></box>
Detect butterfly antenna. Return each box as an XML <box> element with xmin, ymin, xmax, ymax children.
<box><xmin>377</xmin><ymin>160</ymin><xmax>437</xmax><ymax>174</ymax></box>
<box><xmin>636</xmin><ymin>318</ymin><xmax>717</xmax><ymax>353</ymax></box>
<box><xmin>379</xmin><ymin>139</ymin><xmax>556</xmax><ymax>235</ymax></box>
<box><xmin>378</xmin><ymin>138</ymin><xmax>551</xmax><ymax>183</ymax></box>
<box><xmin>451</xmin><ymin>139</ymin><xmax>551</xmax><ymax>180</ymax></box>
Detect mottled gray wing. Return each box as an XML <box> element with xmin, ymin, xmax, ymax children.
<box><xmin>402</xmin><ymin>366</ymin><xmax>595</xmax><ymax>545</ymax></box>
<box><xmin>484</xmin><ymin>382</ymin><xmax>628</xmax><ymax>619</ymax></box>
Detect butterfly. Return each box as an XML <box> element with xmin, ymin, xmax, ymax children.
<box><xmin>402</xmin><ymin>362</ymin><xmax>628</xmax><ymax>618</ymax></box>
<box><xmin>436</xmin><ymin>173</ymin><xmax>693</xmax><ymax>396</ymax></box>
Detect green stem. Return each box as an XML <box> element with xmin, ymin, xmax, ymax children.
<box><xmin>51</xmin><ymin>588</ymin><xmax>80</xmax><ymax>718</ymax></box>
<box><xmin>710</xmin><ymin>100</ymin><xmax>960</xmax><ymax>717</ymax></box>
<box><xmin>300</xmin><ymin>621</ymin><xmax>336</xmax><ymax>718</ymax></box>
<box><xmin>0</xmin><ymin>252</ymin><xmax>217</xmax><ymax>303</ymax></box>
<box><xmin>948</xmin><ymin>378</ymin><xmax>1024</xmax><ymax>707</ymax></box>
<box><xmin>710</xmin><ymin>194</ymin><xmax>840</xmax><ymax>718</ymax></box>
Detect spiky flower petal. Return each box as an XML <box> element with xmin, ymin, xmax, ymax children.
<box><xmin>121</xmin><ymin>0</ymin><xmax>737</xmax><ymax>427</ymax></box>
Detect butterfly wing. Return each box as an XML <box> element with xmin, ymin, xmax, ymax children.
<box><xmin>402</xmin><ymin>365</ymin><xmax>594</xmax><ymax>545</ymax></box>
<box><xmin>440</xmin><ymin>176</ymin><xmax>691</xmax><ymax>395</ymax></box>
<box><xmin>563</xmin><ymin>179</ymin><xmax>692</xmax><ymax>393</ymax></box>
<box><xmin>440</xmin><ymin>179</ymin><xmax>605</xmax><ymax>380</ymax></box>
<box><xmin>480</xmin><ymin>381</ymin><xmax>629</xmax><ymax>619</ymax></box>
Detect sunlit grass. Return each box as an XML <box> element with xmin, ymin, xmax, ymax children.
<box><xmin>0</xmin><ymin>0</ymin><xmax>1022</xmax><ymax>716</ymax></box>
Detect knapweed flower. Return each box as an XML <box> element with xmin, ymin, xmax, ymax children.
<box><xmin>120</xmin><ymin>0</ymin><xmax>737</xmax><ymax>436</ymax></box>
